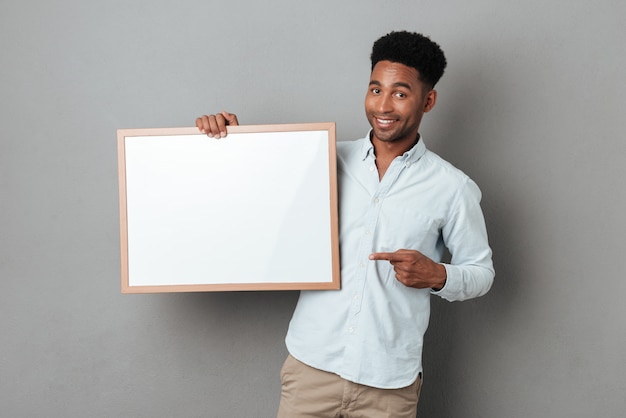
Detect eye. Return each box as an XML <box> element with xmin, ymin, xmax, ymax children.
<box><xmin>371</xmin><ymin>88</ymin><xmax>381</xmax><ymax>94</ymax></box>
<box><xmin>395</xmin><ymin>91</ymin><xmax>407</xmax><ymax>98</ymax></box>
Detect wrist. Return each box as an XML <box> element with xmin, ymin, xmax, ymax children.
<box><xmin>431</xmin><ymin>264</ymin><xmax>447</xmax><ymax>291</ymax></box>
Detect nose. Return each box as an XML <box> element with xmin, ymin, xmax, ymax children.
<box><xmin>376</xmin><ymin>93</ymin><xmax>393</xmax><ymax>114</ymax></box>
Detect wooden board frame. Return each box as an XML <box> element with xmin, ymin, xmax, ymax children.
<box><xmin>118</xmin><ymin>123</ymin><xmax>339</xmax><ymax>293</ymax></box>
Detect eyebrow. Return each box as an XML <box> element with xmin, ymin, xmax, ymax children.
<box><xmin>369</xmin><ymin>80</ymin><xmax>413</xmax><ymax>90</ymax></box>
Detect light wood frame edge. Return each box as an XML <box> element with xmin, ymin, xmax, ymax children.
<box><xmin>117</xmin><ymin>122</ymin><xmax>340</xmax><ymax>293</ymax></box>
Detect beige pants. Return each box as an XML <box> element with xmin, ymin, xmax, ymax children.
<box><xmin>277</xmin><ymin>355</ymin><xmax>422</xmax><ymax>418</ymax></box>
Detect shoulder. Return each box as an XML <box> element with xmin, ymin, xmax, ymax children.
<box><xmin>421</xmin><ymin>148</ymin><xmax>468</xmax><ymax>180</ymax></box>
<box><xmin>420</xmin><ymin>148</ymin><xmax>482</xmax><ymax>200</ymax></box>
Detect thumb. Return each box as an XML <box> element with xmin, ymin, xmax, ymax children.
<box><xmin>221</xmin><ymin>111</ymin><xmax>239</xmax><ymax>126</ymax></box>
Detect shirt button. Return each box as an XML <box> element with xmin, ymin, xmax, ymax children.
<box><xmin>369</xmin><ymin>166</ymin><xmax>375</xmax><ymax>171</ymax></box>
<box><xmin>348</xmin><ymin>327</ymin><xmax>355</xmax><ymax>333</ymax></box>
<box><xmin>354</xmin><ymin>294</ymin><xmax>359</xmax><ymax>300</ymax></box>
<box><xmin>374</xmin><ymin>197</ymin><xmax>379</xmax><ymax>204</ymax></box>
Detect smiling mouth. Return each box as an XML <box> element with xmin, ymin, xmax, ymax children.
<box><xmin>375</xmin><ymin>117</ymin><xmax>397</xmax><ymax>126</ymax></box>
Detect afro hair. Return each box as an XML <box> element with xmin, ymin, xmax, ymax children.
<box><xmin>371</xmin><ymin>31</ymin><xmax>447</xmax><ymax>88</ymax></box>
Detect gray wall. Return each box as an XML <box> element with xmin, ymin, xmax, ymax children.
<box><xmin>2</xmin><ymin>1</ymin><xmax>625</xmax><ymax>417</ymax></box>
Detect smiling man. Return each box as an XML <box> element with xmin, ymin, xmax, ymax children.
<box><xmin>197</xmin><ymin>31</ymin><xmax>495</xmax><ymax>418</ymax></box>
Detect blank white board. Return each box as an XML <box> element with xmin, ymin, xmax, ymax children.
<box><xmin>117</xmin><ymin>123</ymin><xmax>339</xmax><ymax>293</ymax></box>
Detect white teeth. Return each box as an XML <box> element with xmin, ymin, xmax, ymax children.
<box><xmin>377</xmin><ymin>118</ymin><xmax>394</xmax><ymax>125</ymax></box>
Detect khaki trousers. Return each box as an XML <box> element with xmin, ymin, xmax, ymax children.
<box><xmin>277</xmin><ymin>355</ymin><xmax>422</xmax><ymax>418</ymax></box>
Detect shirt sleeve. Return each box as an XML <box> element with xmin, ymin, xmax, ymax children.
<box><xmin>431</xmin><ymin>178</ymin><xmax>495</xmax><ymax>301</ymax></box>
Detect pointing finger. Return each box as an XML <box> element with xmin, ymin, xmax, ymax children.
<box><xmin>369</xmin><ymin>252</ymin><xmax>398</xmax><ymax>261</ymax></box>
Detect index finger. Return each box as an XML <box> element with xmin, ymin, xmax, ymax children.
<box><xmin>212</xmin><ymin>113</ymin><xmax>229</xmax><ymax>138</ymax></box>
<box><xmin>369</xmin><ymin>252</ymin><xmax>399</xmax><ymax>261</ymax></box>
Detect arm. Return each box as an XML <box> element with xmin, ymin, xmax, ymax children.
<box><xmin>371</xmin><ymin>179</ymin><xmax>494</xmax><ymax>301</ymax></box>
<box><xmin>195</xmin><ymin>111</ymin><xmax>239</xmax><ymax>138</ymax></box>
<box><xmin>433</xmin><ymin>179</ymin><xmax>494</xmax><ymax>301</ymax></box>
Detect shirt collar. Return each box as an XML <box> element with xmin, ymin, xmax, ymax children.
<box><xmin>360</xmin><ymin>130</ymin><xmax>427</xmax><ymax>164</ymax></box>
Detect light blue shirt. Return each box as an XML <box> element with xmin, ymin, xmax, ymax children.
<box><xmin>285</xmin><ymin>133</ymin><xmax>494</xmax><ymax>389</ymax></box>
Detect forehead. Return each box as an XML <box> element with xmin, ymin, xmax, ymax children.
<box><xmin>370</xmin><ymin>60</ymin><xmax>422</xmax><ymax>88</ymax></box>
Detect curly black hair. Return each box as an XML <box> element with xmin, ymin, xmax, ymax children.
<box><xmin>371</xmin><ymin>31</ymin><xmax>447</xmax><ymax>88</ymax></box>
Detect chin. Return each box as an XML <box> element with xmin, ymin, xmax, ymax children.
<box><xmin>373</xmin><ymin>131</ymin><xmax>401</xmax><ymax>143</ymax></box>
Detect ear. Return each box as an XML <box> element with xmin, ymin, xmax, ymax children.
<box><xmin>423</xmin><ymin>89</ymin><xmax>437</xmax><ymax>113</ymax></box>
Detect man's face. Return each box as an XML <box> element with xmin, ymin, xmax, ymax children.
<box><xmin>365</xmin><ymin>60</ymin><xmax>436</xmax><ymax>145</ymax></box>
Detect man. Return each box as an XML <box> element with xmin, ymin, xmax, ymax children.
<box><xmin>197</xmin><ymin>31</ymin><xmax>494</xmax><ymax>418</ymax></box>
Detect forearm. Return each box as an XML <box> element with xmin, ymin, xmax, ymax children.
<box><xmin>431</xmin><ymin>263</ymin><xmax>494</xmax><ymax>301</ymax></box>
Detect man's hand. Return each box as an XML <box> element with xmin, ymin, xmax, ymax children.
<box><xmin>369</xmin><ymin>249</ymin><xmax>447</xmax><ymax>290</ymax></box>
<box><xmin>195</xmin><ymin>111</ymin><xmax>239</xmax><ymax>138</ymax></box>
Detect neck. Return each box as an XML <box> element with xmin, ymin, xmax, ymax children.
<box><xmin>370</xmin><ymin>132</ymin><xmax>420</xmax><ymax>180</ymax></box>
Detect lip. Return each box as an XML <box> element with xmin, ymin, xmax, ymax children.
<box><xmin>374</xmin><ymin>117</ymin><xmax>398</xmax><ymax>128</ymax></box>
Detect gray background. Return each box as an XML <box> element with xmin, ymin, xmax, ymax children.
<box><xmin>2</xmin><ymin>0</ymin><xmax>625</xmax><ymax>417</ymax></box>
